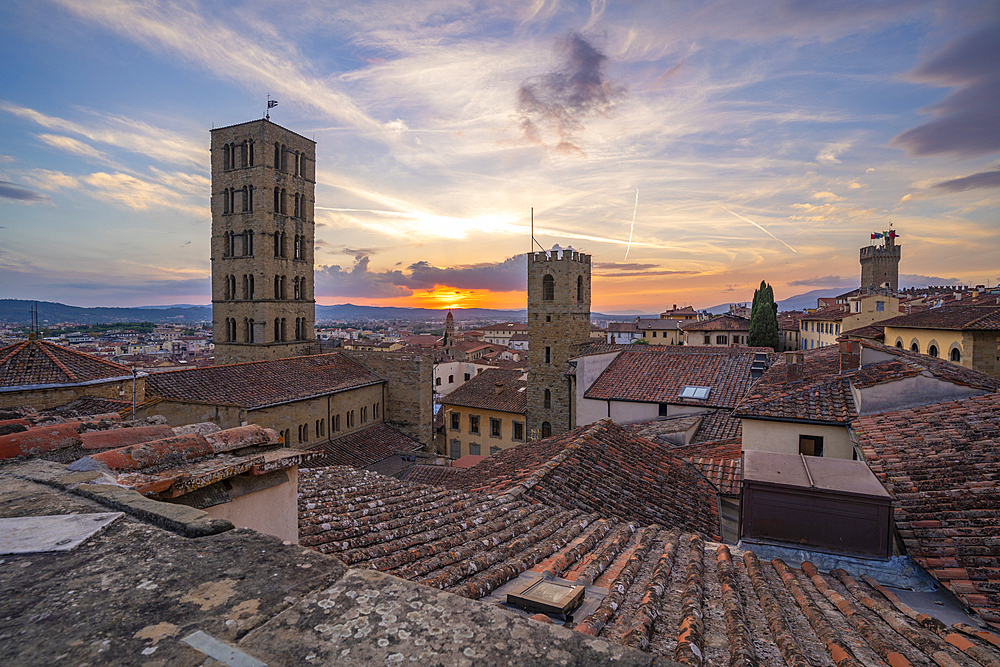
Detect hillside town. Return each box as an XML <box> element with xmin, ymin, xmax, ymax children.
<box><xmin>2</xmin><ymin>118</ymin><xmax>999</xmax><ymax>666</ymax></box>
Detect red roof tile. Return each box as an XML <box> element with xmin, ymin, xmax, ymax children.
<box><xmin>439</xmin><ymin>368</ymin><xmax>526</xmax><ymax>414</ymax></box>
<box><xmin>305</xmin><ymin>423</ymin><xmax>422</xmax><ymax>468</ymax></box>
<box><xmin>879</xmin><ymin>305</ymin><xmax>1000</xmax><ymax>331</ymax></box>
<box><xmin>679</xmin><ymin>314</ymin><xmax>750</xmax><ymax>332</ymax></box>
<box><xmin>146</xmin><ymin>352</ymin><xmax>384</xmax><ymax>409</ymax></box>
<box><xmin>0</xmin><ymin>340</ymin><xmax>132</xmax><ymax>388</ymax></box>
<box><xmin>853</xmin><ymin>392</ymin><xmax>1000</xmax><ymax>627</ymax></box>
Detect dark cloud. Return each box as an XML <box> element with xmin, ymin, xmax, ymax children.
<box><xmin>787</xmin><ymin>275</ymin><xmax>850</xmax><ymax>287</ymax></box>
<box><xmin>0</xmin><ymin>181</ymin><xmax>48</xmax><ymax>202</ymax></box>
<box><xmin>932</xmin><ymin>169</ymin><xmax>1000</xmax><ymax>192</ymax></box>
<box><xmin>315</xmin><ymin>254</ymin><xmax>529</xmax><ymax>299</ymax></box>
<box><xmin>892</xmin><ymin>20</ymin><xmax>1000</xmax><ymax>158</ymax></box>
<box><xmin>899</xmin><ymin>274</ymin><xmax>964</xmax><ymax>288</ymax></box>
<box><xmin>594</xmin><ymin>269</ymin><xmax>700</xmax><ymax>278</ymax></box>
<box><xmin>595</xmin><ymin>262</ymin><xmax>660</xmax><ymax>271</ymax></box>
<box><xmin>406</xmin><ymin>255</ymin><xmax>527</xmax><ymax>292</ymax></box>
<box><xmin>517</xmin><ymin>33</ymin><xmax>626</xmax><ymax>154</ymax></box>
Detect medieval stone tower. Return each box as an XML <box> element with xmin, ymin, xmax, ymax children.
<box><xmin>211</xmin><ymin>119</ymin><xmax>316</xmax><ymax>364</ymax></box>
<box><xmin>527</xmin><ymin>245</ymin><xmax>591</xmax><ymax>439</ymax></box>
<box><xmin>860</xmin><ymin>232</ymin><xmax>900</xmax><ymax>292</ymax></box>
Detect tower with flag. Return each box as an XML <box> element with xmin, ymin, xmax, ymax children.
<box><xmin>860</xmin><ymin>226</ymin><xmax>901</xmax><ymax>292</ymax></box>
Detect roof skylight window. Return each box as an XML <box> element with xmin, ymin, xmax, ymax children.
<box><xmin>679</xmin><ymin>385</ymin><xmax>711</xmax><ymax>400</ymax></box>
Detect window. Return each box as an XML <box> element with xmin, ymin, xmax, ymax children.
<box><xmin>652</xmin><ymin>331</ymin><xmax>657</xmax><ymax>338</ymax></box>
<box><xmin>469</xmin><ymin>443</ymin><xmax>481</xmax><ymax>456</ymax></box>
<box><xmin>334</xmin><ymin>414</ymin><xmax>341</xmax><ymax>432</ymax></box>
<box><xmin>577</xmin><ymin>275</ymin><xmax>583</xmax><ymax>302</ymax></box>
<box><xmin>679</xmin><ymin>386</ymin><xmax>711</xmax><ymax>400</ymax></box>
<box><xmin>951</xmin><ymin>347</ymin><xmax>961</xmax><ymax>362</ymax></box>
<box><xmin>703</xmin><ymin>335</ymin><xmax>711</xmax><ymax>345</ymax></box>
<box><xmin>658</xmin><ymin>403</ymin><xmax>669</xmax><ymax>417</ymax></box>
<box><xmin>911</xmin><ymin>342</ymin><xmax>919</xmax><ymax>353</ymax></box>
<box><xmin>374</xmin><ymin>403</ymin><xmax>379</xmax><ymax>419</ymax></box>
<box><xmin>469</xmin><ymin>415</ymin><xmax>480</xmax><ymax>435</ymax></box>
<box><xmin>451</xmin><ymin>440</ymin><xmax>461</xmax><ymax>459</ymax></box>
<box><xmin>435</xmin><ymin>377</ymin><xmax>442</xmax><ymax>386</ymax></box>
<box><xmin>928</xmin><ymin>344</ymin><xmax>938</xmax><ymax>358</ymax></box>
<box><xmin>876</xmin><ymin>301</ymin><xmax>885</xmax><ymax>312</ymax></box>
<box><xmin>545</xmin><ymin>346</ymin><xmax>551</xmax><ymax>364</ymax></box>
<box><xmin>513</xmin><ymin>422</ymin><xmax>524</xmax><ymax>441</ymax></box>
<box><xmin>799</xmin><ymin>434</ymin><xmax>823</xmax><ymax>457</ymax></box>
<box><xmin>464</xmin><ymin>373</ymin><xmax>471</xmax><ymax>381</ymax></box>
<box><xmin>896</xmin><ymin>340</ymin><xmax>903</xmax><ymax>348</ymax></box>
<box><xmin>541</xmin><ymin>421</ymin><xmax>552</xmax><ymax>438</ymax></box>
<box><xmin>543</xmin><ymin>388</ymin><xmax>551</xmax><ymax>409</ymax></box>
<box><xmin>450</xmin><ymin>412</ymin><xmax>460</xmax><ymax>430</ymax></box>
<box><xmin>835</xmin><ymin>324</ymin><xmax>840</xmax><ymax>335</ymax></box>
<box><xmin>542</xmin><ymin>274</ymin><xmax>554</xmax><ymax>301</ymax></box>
<box><xmin>546</xmin><ymin>315</ymin><xmax>551</xmax><ymax>322</ymax></box>
<box><xmin>448</xmin><ymin>375</ymin><xmax>454</xmax><ymax>383</ymax></box>
<box><xmin>361</xmin><ymin>406</ymin><xmax>367</xmax><ymax>423</ymax></box>
<box><xmin>490</xmin><ymin>418</ymin><xmax>501</xmax><ymax>438</ymax></box>
<box><xmin>716</xmin><ymin>335</ymin><xmax>728</xmax><ymax>345</ymax></box>
<box><xmin>491</xmin><ymin>446</ymin><xmax>501</xmax><ymax>455</ymax></box>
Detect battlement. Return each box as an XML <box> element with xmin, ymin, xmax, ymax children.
<box><xmin>860</xmin><ymin>244</ymin><xmax>901</xmax><ymax>258</ymax></box>
<box><xmin>529</xmin><ymin>245</ymin><xmax>591</xmax><ymax>265</ymax></box>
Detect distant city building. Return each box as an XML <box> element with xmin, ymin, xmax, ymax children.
<box><xmin>211</xmin><ymin>119</ymin><xmax>316</xmax><ymax>364</ymax></box>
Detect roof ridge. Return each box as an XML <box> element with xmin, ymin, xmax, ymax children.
<box><xmin>42</xmin><ymin>340</ymin><xmax>132</xmax><ymax>373</ymax></box>
<box><xmin>36</xmin><ymin>341</ymin><xmax>78</xmax><ymax>381</ymax></box>
<box><xmin>501</xmin><ymin>420</ymin><xmax>608</xmax><ymax>501</ymax></box>
<box><xmin>0</xmin><ymin>341</ymin><xmax>29</xmax><ymax>367</ymax></box>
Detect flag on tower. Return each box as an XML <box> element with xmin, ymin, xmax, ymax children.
<box><xmin>871</xmin><ymin>232</ymin><xmax>883</xmax><ymax>239</ymax></box>
<box><xmin>268</xmin><ymin>99</ymin><xmax>278</xmax><ymax>108</ymax></box>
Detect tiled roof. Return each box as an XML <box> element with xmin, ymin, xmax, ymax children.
<box><xmin>607</xmin><ymin>322</ymin><xmax>640</xmax><ymax>333</ymax></box>
<box><xmin>306</xmin><ymin>423</ymin><xmax>422</xmax><ymax>468</ymax></box>
<box><xmin>692</xmin><ymin>409</ymin><xmax>743</xmax><ymax>443</ymax></box>
<box><xmin>0</xmin><ymin>339</ymin><xmax>132</xmax><ymax>388</ymax></box>
<box><xmin>735</xmin><ymin>344</ymin><xmax>1000</xmax><ymax>423</ymax></box>
<box><xmin>854</xmin><ymin>392</ymin><xmax>1000</xmax><ymax>628</ymax></box>
<box><xmin>880</xmin><ymin>305</ymin><xmax>1000</xmax><ymax>330</ymax></box>
<box><xmin>669</xmin><ymin>438</ymin><xmax>742</xmax><ymax>495</ymax></box>
<box><xmin>439</xmin><ymin>368</ymin><xmax>526</xmax><ymax>414</ymax></box>
<box><xmin>584</xmin><ymin>349</ymin><xmax>765</xmax><ymax>408</ymax></box>
<box><xmin>399</xmin><ymin>463</ymin><xmax>464</xmax><ymax>486</ymax></box>
<box><xmin>802</xmin><ymin>305</ymin><xmax>849</xmax><ymax>321</ymax></box>
<box><xmin>622</xmin><ymin>409</ymin><xmax>742</xmax><ymax>446</ymax></box>
<box><xmin>844</xmin><ymin>323</ymin><xmax>885</xmax><ymax>340</ymax></box>
<box><xmin>298</xmin><ymin>464</ymin><xmax>1000</xmax><ymax>662</ymax></box>
<box><xmin>679</xmin><ymin>314</ymin><xmax>750</xmax><ymax>332</ymax></box>
<box><xmin>146</xmin><ymin>352</ymin><xmax>384</xmax><ymax>409</ymax></box>
<box><xmin>400</xmin><ymin>419</ymin><xmax>721</xmax><ymax>538</ymax></box>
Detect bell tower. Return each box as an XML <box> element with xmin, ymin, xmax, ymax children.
<box><xmin>527</xmin><ymin>244</ymin><xmax>591</xmax><ymax>439</ymax></box>
<box><xmin>210</xmin><ymin>119</ymin><xmax>316</xmax><ymax>364</ymax></box>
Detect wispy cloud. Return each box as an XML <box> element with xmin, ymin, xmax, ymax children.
<box><xmin>0</xmin><ymin>181</ymin><xmax>49</xmax><ymax>203</ymax></box>
<box><xmin>932</xmin><ymin>169</ymin><xmax>1000</xmax><ymax>192</ymax></box>
<box><xmin>36</xmin><ymin>134</ymin><xmax>110</xmax><ymax>164</ymax></box>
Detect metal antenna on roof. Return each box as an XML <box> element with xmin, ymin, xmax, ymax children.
<box><xmin>530</xmin><ymin>208</ymin><xmax>545</xmax><ymax>253</ymax></box>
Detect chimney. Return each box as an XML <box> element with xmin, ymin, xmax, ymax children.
<box><xmin>839</xmin><ymin>338</ymin><xmax>860</xmax><ymax>373</ymax></box>
<box><xmin>673</xmin><ymin>304</ymin><xmax>677</xmax><ymax>310</ymax></box>
<box><xmin>494</xmin><ymin>382</ymin><xmax>504</xmax><ymax>395</ymax></box>
<box><xmin>785</xmin><ymin>351</ymin><xmax>804</xmax><ymax>382</ymax></box>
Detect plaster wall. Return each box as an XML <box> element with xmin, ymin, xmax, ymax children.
<box><xmin>441</xmin><ymin>404</ymin><xmax>525</xmax><ymax>458</ymax></box>
<box><xmin>741</xmin><ymin>418</ymin><xmax>854</xmax><ymax>459</ymax></box>
<box><xmin>204</xmin><ymin>467</ymin><xmax>299</xmax><ymax>543</ymax></box>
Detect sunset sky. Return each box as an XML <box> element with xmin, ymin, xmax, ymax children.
<box><xmin>1</xmin><ymin>1</ymin><xmax>997</xmax><ymax>313</ymax></box>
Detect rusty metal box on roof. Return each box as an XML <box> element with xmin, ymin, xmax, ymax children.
<box><xmin>739</xmin><ymin>450</ymin><xmax>893</xmax><ymax>559</ymax></box>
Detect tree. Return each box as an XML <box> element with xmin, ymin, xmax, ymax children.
<box><xmin>749</xmin><ymin>280</ymin><xmax>779</xmax><ymax>350</ymax></box>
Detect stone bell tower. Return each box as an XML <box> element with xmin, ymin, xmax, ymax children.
<box><xmin>860</xmin><ymin>231</ymin><xmax>901</xmax><ymax>293</ymax></box>
<box><xmin>527</xmin><ymin>244</ymin><xmax>591</xmax><ymax>439</ymax></box>
<box><xmin>210</xmin><ymin>119</ymin><xmax>316</xmax><ymax>364</ymax></box>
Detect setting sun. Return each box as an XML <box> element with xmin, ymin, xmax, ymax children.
<box><xmin>402</xmin><ymin>286</ymin><xmax>525</xmax><ymax>311</ymax></box>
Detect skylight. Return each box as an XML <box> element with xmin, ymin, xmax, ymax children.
<box><xmin>679</xmin><ymin>385</ymin><xmax>711</xmax><ymax>400</ymax></box>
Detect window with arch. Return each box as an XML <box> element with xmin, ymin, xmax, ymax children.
<box><xmin>245</xmin><ymin>318</ymin><xmax>255</xmax><ymax>343</ymax></box>
<box><xmin>577</xmin><ymin>275</ymin><xmax>583</xmax><ymax>302</ymax></box>
<box><xmin>244</xmin><ymin>230</ymin><xmax>254</xmax><ymax>255</ymax></box>
<box><xmin>294</xmin><ymin>235</ymin><xmax>303</xmax><ymax>259</ymax></box>
<box><xmin>282</xmin><ymin>429</ymin><xmax>290</xmax><ymax>446</ymax></box>
<box><xmin>911</xmin><ymin>342</ymin><xmax>919</xmax><ymax>353</ymax></box>
<box><xmin>541</xmin><ymin>422</ymin><xmax>552</xmax><ymax>438</ymax></box>
<box><xmin>361</xmin><ymin>406</ymin><xmax>367</xmax><ymax>423</ymax></box>
<box><xmin>333</xmin><ymin>414</ymin><xmax>341</xmax><ymax>432</ymax></box>
<box><xmin>448</xmin><ymin>374</ymin><xmax>454</xmax><ymax>383</ymax></box>
<box><xmin>247</xmin><ymin>140</ymin><xmax>254</xmax><ymax>166</ymax></box>
<box><xmin>274</xmin><ymin>143</ymin><xmax>281</xmax><ymax>170</ymax></box>
<box><xmin>281</xmin><ymin>144</ymin><xmax>288</xmax><ymax>171</ymax></box>
<box><xmin>273</xmin><ymin>186</ymin><xmax>280</xmax><ymax>212</ymax></box>
<box><xmin>542</xmin><ymin>274</ymin><xmax>554</xmax><ymax>301</ymax></box>
<box><xmin>895</xmin><ymin>339</ymin><xmax>903</xmax><ymax>348</ymax></box>
<box><xmin>293</xmin><ymin>276</ymin><xmax>302</xmax><ymax>300</ymax></box>
<box><xmin>223</xmin><ymin>143</ymin><xmax>232</xmax><ymax>171</ymax></box>
<box><xmin>226</xmin><ymin>318</ymin><xmax>236</xmax><ymax>342</ymax></box>
<box><xmin>435</xmin><ymin>377</ymin><xmax>442</xmax><ymax>386</ymax></box>
<box><xmin>951</xmin><ymin>347</ymin><xmax>961</xmax><ymax>362</ymax></box>
<box><xmin>280</xmin><ymin>189</ymin><xmax>287</xmax><ymax>215</ymax></box>
<box><xmin>928</xmin><ymin>344</ymin><xmax>938</xmax><ymax>358</ymax></box>
<box><xmin>374</xmin><ymin>403</ymin><xmax>379</xmax><ymax>419</ymax></box>
<box><xmin>543</xmin><ymin>388</ymin><xmax>551</xmax><ymax>409</ymax></box>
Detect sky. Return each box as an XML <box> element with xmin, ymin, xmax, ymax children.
<box><xmin>1</xmin><ymin>0</ymin><xmax>998</xmax><ymax>314</ymax></box>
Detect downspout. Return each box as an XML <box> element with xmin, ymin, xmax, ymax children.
<box><xmin>607</xmin><ymin>399</ymin><xmax>611</xmax><ymax>419</ymax></box>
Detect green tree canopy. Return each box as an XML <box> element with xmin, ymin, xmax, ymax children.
<box><xmin>748</xmin><ymin>280</ymin><xmax>779</xmax><ymax>350</ymax></box>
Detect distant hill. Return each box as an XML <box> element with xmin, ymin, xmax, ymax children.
<box><xmin>0</xmin><ymin>300</ymin><xmax>212</xmax><ymax>326</ymax></box>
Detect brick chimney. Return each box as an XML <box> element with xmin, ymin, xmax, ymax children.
<box><xmin>494</xmin><ymin>382</ymin><xmax>504</xmax><ymax>395</ymax></box>
<box><xmin>785</xmin><ymin>351</ymin><xmax>804</xmax><ymax>382</ymax></box>
<box><xmin>839</xmin><ymin>338</ymin><xmax>860</xmax><ymax>373</ymax></box>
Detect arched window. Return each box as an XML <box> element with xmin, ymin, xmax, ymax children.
<box><xmin>274</xmin><ymin>318</ymin><xmax>280</xmax><ymax>341</ymax></box>
<box><xmin>247</xmin><ymin>140</ymin><xmax>254</xmax><ymax>166</ymax></box>
<box><xmin>361</xmin><ymin>407</ymin><xmax>367</xmax><ymax>423</ymax></box>
<box><xmin>280</xmin><ymin>318</ymin><xmax>286</xmax><ymax>341</ymax></box>
<box><xmin>542</xmin><ymin>274</ymin><xmax>554</xmax><ymax>301</ymax></box>
<box><xmin>577</xmin><ymin>275</ymin><xmax>583</xmax><ymax>302</ymax></box>
<box><xmin>222</xmin><ymin>188</ymin><xmax>230</xmax><ymax>215</ymax></box>
<box><xmin>895</xmin><ymin>339</ymin><xmax>903</xmax><ymax>348</ymax></box>
<box><xmin>928</xmin><ymin>344</ymin><xmax>938</xmax><ymax>358</ymax></box>
<box><xmin>951</xmin><ymin>347</ymin><xmax>961</xmax><ymax>362</ymax></box>
<box><xmin>435</xmin><ymin>377</ymin><xmax>442</xmax><ymax>386</ymax></box>
<box><xmin>448</xmin><ymin>375</ymin><xmax>454</xmax><ymax>383</ymax></box>
<box><xmin>294</xmin><ymin>235</ymin><xmax>302</xmax><ymax>259</ymax></box>
<box><xmin>280</xmin><ymin>189</ymin><xmax>287</xmax><ymax>215</ymax></box>
<box><xmin>541</xmin><ymin>422</ymin><xmax>552</xmax><ymax>438</ymax></box>
<box><xmin>223</xmin><ymin>143</ymin><xmax>231</xmax><ymax>171</ymax></box>
<box><xmin>274</xmin><ymin>142</ymin><xmax>281</xmax><ymax>170</ymax></box>
<box><xmin>245</xmin><ymin>230</ymin><xmax>254</xmax><ymax>255</ymax></box>
<box><xmin>544</xmin><ymin>388</ymin><xmax>551</xmax><ymax>409</ymax></box>
<box><xmin>281</xmin><ymin>144</ymin><xmax>287</xmax><ymax>171</ymax></box>
<box><xmin>911</xmin><ymin>342</ymin><xmax>919</xmax><ymax>353</ymax></box>
<box><xmin>293</xmin><ymin>277</ymin><xmax>302</xmax><ymax>300</ymax></box>
<box><xmin>273</xmin><ymin>186</ymin><xmax>280</xmax><ymax>212</ymax></box>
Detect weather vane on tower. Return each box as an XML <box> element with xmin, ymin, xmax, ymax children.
<box><xmin>265</xmin><ymin>95</ymin><xmax>278</xmax><ymax>120</ymax></box>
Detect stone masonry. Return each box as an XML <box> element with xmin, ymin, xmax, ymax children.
<box><xmin>859</xmin><ymin>234</ymin><xmax>900</xmax><ymax>292</ymax></box>
<box><xmin>211</xmin><ymin>119</ymin><xmax>316</xmax><ymax>364</ymax></box>
<box><xmin>527</xmin><ymin>246</ymin><xmax>591</xmax><ymax>438</ymax></box>
<box><xmin>342</xmin><ymin>350</ymin><xmax>434</xmax><ymax>447</ymax></box>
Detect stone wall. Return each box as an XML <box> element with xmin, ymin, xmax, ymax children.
<box><xmin>1</xmin><ymin>376</ymin><xmax>143</xmax><ymax>411</ymax></box>
<box><xmin>966</xmin><ymin>330</ymin><xmax>1000</xmax><ymax>379</ymax></box>
<box><xmin>526</xmin><ymin>249</ymin><xmax>591</xmax><ymax>438</ymax></box>
<box><xmin>859</xmin><ymin>240</ymin><xmax>901</xmax><ymax>292</ymax></box>
<box><xmin>343</xmin><ymin>351</ymin><xmax>433</xmax><ymax>447</ymax></box>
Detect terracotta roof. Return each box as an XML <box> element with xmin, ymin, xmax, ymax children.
<box><xmin>735</xmin><ymin>344</ymin><xmax>1000</xmax><ymax>423</ymax></box>
<box><xmin>298</xmin><ymin>464</ymin><xmax>1000</xmax><ymax>662</ymax></box>
<box><xmin>146</xmin><ymin>352</ymin><xmax>384</xmax><ymax>409</ymax></box>
<box><xmin>607</xmin><ymin>322</ymin><xmax>640</xmax><ymax>333</ymax></box>
<box><xmin>622</xmin><ymin>409</ymin><xmax>742</xmax><ymax>446</ymax></box>
<box><xmin>879</xmin><ymin>305</ymin><xmax>1000</xmax><ymax>331</ymax></box>
<box><xmin>0</xmin><ymin>339</ymin><xmax>132</xmax><ymax>388</ymax></box>
<box><xmin>802</xmin><ymin>305</ymin><xmax>849</xmax><ymax>321</ymax></box>
<box><xmin>306</xmin><ymin>423</ymin><xmax>422</xmax><ymax>468</ymax></box>
<box><xmin>669</xmin><ymin>437</ymin><xmax>742</xmax><ymax>495</ymax></box>
<box><xmin>399</xmin><ymin>462</ymin><xmax>464</xmax><ymax>486</ymax></box>
<box><xmin>854</xmin><ymin>392</ymin><xmax>1000</xmax><ymax>629</ymax></box>
<box><xmin>844</xmin><ymin>324</ymin><xmax>885</xmax><ymax>340</ymax></box>
<box><xmin>692</xmin><ymin>409</ymin><xmax>743</xmax><ymax>443</ymax></box>
<box><xmin>679</xmin><ymin>314</ymin><xmax>751</xmax><ymax>332</ymax></box>
<box><xmin>439</xmin><ymin>368</ymin><xmax>527</xmax><ymax>414</ymax></box>
<box><xmin>584</xmin><ymin>349</ymin><xmax>765</xmax><ymax>408</ymax></box>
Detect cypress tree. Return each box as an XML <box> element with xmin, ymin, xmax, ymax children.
<box><xmin>749</xmin><ymin>280</ymin><xmax>779</xmax><ymax>349</ymax></box>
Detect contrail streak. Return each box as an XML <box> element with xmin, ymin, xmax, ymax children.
<box><xmin>714</xmin><ymin>202</ymin><xmax>797</xmax><ymax>253</ymax></box>
<box><xmin>625</xmin><ymin>187</ymin><xmax>638</xmax><ymax>260</ymax></box>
